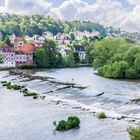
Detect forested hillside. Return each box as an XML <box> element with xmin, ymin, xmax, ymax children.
<box><xmin>0</xmin><ymin>14</ymin><xmax>107</xmax><ymax>37</ymax></box>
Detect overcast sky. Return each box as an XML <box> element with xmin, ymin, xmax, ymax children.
<box><xmin>0</xmin><ymin>0</ymin><xmax>140</xmax><ymax>32</ymax></box>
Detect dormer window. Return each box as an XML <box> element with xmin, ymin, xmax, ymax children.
<box><xmin>18</xmin><ymin>41</ymin><xmax>23</xmax><ymax>46</ymax></box>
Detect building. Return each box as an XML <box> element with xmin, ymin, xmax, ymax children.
<box><xmin>43</xmin><ymin>31</ymin><xmax>53</xmax><ymax>39</ymax></box>
<box><xmin>74</xmin><ymin>45</ymin><xmax>86</xmax><ymax>61</ymax></box>
<box><xmin>56</xmin><ymin>45</ymin><xmax>71</xmax><ymax>58</ymax></box>
<box><xmin>14</xmin><ymin>37</ymin><xmax>36</xmax><ymax>66</ymax></box>
<box><xmin>14</xmin><ymin>37</ymin><xmax>24</xmax><ymax>51</ymax></box>
<box><xmin>15</xmin><ymin>43</ymin><xmax>36</xmax><ymax>66</ymax></box>
<box><xmin>0</xmin><ymin>45</ymin><xmax>16</xmax><ymax>67</ymax></box>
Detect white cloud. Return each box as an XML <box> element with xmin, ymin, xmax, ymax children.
<box><xmin>127</xmin><ymin>0</ymin><xmax>140</xmax><ymax>5</ymax></box>
<box><xmin>2</xmin><ymin>0</ymin><xmax>52</xmax><ymax>15</ymax></box>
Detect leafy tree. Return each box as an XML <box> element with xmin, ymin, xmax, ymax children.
<box><xmin>73</xmin><ymin>52</ymin><xmax>80</xmax><ymax>64</ymax></box>
<box><xmin>5</xmin><ymin>36</ymin><xmax>12</xmax><ymax>47</ymax></box>
<box><xmin>66</xmin><ymin>53</ymin><xmax>75</xmax><ymax>67</ymax></box>
<box><xmin>92</xmin><ymin>37</ymin><xmax>140</xmax><ymax>79</ymax></box>
<box><xmin>35</xmin><ymin>48</ymin><xmax>48</xmax><ymax>68</ymax></box>
<box><xmin>69</xmin><ymin>32</ymin><xmax>75</xmax><ymax>40</ymax></box>
<box><xmin>0</xmin><ymin>54</ymin><xmax>3</xmax><ymax>64</ymax></box>
<box><xmin>43</xmin><ymin>39</ymin><xmax>64</xmax><ymax>68</ymax></box>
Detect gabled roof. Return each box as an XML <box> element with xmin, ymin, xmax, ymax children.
<box><xmin>18</xmin><ymin>43</ymin><xmax>36</xmax><ymax>54</ymax></box>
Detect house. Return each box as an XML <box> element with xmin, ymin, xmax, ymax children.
<box><xmin>32</xmin><ymin>35</ymin><xmax>45</xmax><ymax>47</ymax></box>
<box><xmin>14</xmin><ymin>37</ymin><xmax>24</xmax><ymax>51</ymax></box>
<box><xmin>74</xmin><ymin>45</ymin><xmax>86</xmax><ymax>61</ymax></box>
<box><xmin>33</xmin><ymin>42</ymin><xmax>44</xmax><ymax>48</ymax></box>
<box><xmin>15</xmin><ymin>43</ymin><xmax>36</xmax><ymax>66</ymax></box>
<box><xmin>14</xmin><ymin>37</ymin><xmax>36</xmax><ymax>66</ymax></box>
<box><xmin>55</xmin><ymin>32</ymin><xmax>63</xmax><ymax>40</ymax></box>
<box><xmin>56</xmin><ymin>45</ymin><xmax>71</xmax><ymax>57</ymax></box>
<box><xmin>43</xmin><ymin>31</ymin><xmax>53</xmax><ymax>39</ymax></box>
<box><xmin>0</xmin><ymin>45</ymin><xmax>16</xmax><ymax>67</ymax></box>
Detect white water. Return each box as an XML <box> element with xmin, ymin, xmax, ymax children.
<box><xmin>0</xmin><ymin>70</ymin><xmax>130</xmax><ymax>140</ymax></box>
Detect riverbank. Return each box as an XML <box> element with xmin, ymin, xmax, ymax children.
<box><xmin>0</xmin><ymin>71</ymin><xmax>130</xmax><ymax>140</ymax></box>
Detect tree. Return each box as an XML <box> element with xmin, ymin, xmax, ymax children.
<box><xmin>66</xmin><ymin>53</ymin><xmax>75</xmax><ymax>67</ymax></box>
<box><xmin>92</xmin><ymin>37</ymin><xmax>140</xmax><ymax>79</ymax></box>
<box><xmin>43</xmin><ymin>39</ymin><xmax>63</xmax><ymax>68</ymax></box>
<box><xmin>0</xmin><ymin>54</ymin><xmax>3</xmax><ymax>64</ymax></box>
<box><xmin>69</xmin><ymin>32</ymin><xmax>75</xmax><ymax>40</ymax></box>
<box><xmin>73</xmin><ymin>52</ymin><xmax>80</xmax><ymax>64</ymax></box>
<box><xmin>5</xmin><ymin>36</ymin><xmax>13</xmax><ymax>47</ymax></box>
<box><xmin>35</xmin><ymin>48</ymin><xmax>48</xmax><ymax>68</ymax></box>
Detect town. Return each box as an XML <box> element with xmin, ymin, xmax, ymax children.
<box><xmin>0</xmin><ymin>30</ymin><xmax>100</xmax><ymax>68</ymax></box>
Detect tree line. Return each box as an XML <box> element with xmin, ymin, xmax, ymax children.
<box><xmin>92</xmin><ymin>37</ymin><xmax>140</xmax><ymax>79</ymax></box>
<box><xmin>0</xmin><ymin>13</ymin><xmax>107</xmax><ymax>38</ymax></box>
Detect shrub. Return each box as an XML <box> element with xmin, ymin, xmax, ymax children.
<box><xmin>128</xmin><ymin>125</ymin><xmax>140</xmax><ymax>140</ymax></box>
<box><xmin>67</xmin><ymin>116</ymin><xmax>80</xmax><ymax>128</ymax></box>
<box><xmin>2</xmin><ymin>81</ymin><xmax>24</xmax><ymax>90</ymax></box>
<box><xmin>33</xmin><ymin>95</ymin><xmax>38</xmax><ymax>99</ymax></box>
<box><xmin>24</xmin><ymin>92</ymin><xmax>37</xmax><ymax>97</ymax></box>
<box><xmin>98</xmin><ymin>112</ymin><xmax>106</xmax><ymax>119</ymax></box>
<box><xmin>56</xmin><ymin>120</ymin><xmax>68</xmax><ymax>131</ymax></box>
<box><xmin>1</xmin><ymin>81</ymin><xmax>7</xmax><ymax>84</ymax></box>
<box><xmin>55</xmin><ymin>116</ymin><xmax>80</xmax><ymax>131</ymax></box>
<box><xmin>20</xmin><ymin>88</ymin><xmax>28</xmax><ymax>94</ymax></box>
<box><xmin>18</xmin><ymin>65</ymin><xmax>36</xmax><ymax>69</ymax></box>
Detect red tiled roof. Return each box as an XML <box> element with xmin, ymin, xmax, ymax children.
<box><xmin>19</xmin><ymin>43</ymin><xmax>36</xmax><ymax>54</ymax></box>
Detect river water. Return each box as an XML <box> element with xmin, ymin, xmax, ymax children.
<box><xmin>34</xmin><ymin>67</ymin><xmax>140</xmax><ymax>118</ymax></box>
<box><xmin>1</xmin><ymin>67</ymin><xmax>140</xmax><ymax>140</ymax></box>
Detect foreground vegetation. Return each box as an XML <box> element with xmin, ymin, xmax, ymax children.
<box><xmin>92</xmin><ymin>38</ymin><xmax>140</xmax><ymax>79</ymax></box>
<box><xmin>98</xmin><ymin>112</ymin><xmax>106</xmax><ymax>119</ymax></box>
<box><xmin>54</xmin><ymin>116</ymin><xmax>80</xmax><ymax>131</ymax></box>
<box><xmin>128</xmin><ymin>125</ymin><xmax>140</xmax><ymax>140</ymax></box>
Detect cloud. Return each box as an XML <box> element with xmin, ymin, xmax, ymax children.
<box><xmin>127</xmin><ymin>0</ymin><xmax>140</xmax><ymax>5</ymax></box>
<box><xmin>2</xmin><ymin>0</ymin><xmax>52</xmax><ymax>15</ymax></box>
<box><xmin>49</xmin><ymin>0</ymin><xmax>126</xmax><ymax>29</ymax></box>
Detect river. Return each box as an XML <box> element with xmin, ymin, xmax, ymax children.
<box><xmin>1</xmin><ymin>67</ymin><xmax>140</xmax><ymax>140</ymax></box>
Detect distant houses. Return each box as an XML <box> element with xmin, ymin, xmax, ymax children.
<box><xmin>74</xmin><ymin>45</ymin><xmax>86</xmax><ymax>61</ymax></box>
<box><xmin>0</xmin><ymin>29</ymin><xmax>97</xmax><ymax>68</ymax></box>
<box><xmin>56</xmin><ymin>45</ymin><xmax>72</xmax><ymax>58</ymax></box>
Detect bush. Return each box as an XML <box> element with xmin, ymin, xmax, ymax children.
<box><xmin>2</xmin><ymin>81</ymin><xmax>24</xmax><ymax>90</ymax></box>
<box><xmin>24</xmin><ymin>92</ymin><xmax>37</xmax><ymax>97</ymax></box>
<box><xmin>55</xmin><ymin>116</ymin><xmax>80</xmax><ymax>131</ymax></box>
<box><xmin>18</xmin><ymin>65</ymin><xmax>36</xmax><ymax>69</ymax></box>
<box><xmin>98</xmin><ymin>112</ymin><xmax>106</xmax><ymax>119</ymax></box>
<box><xmin>33</xmin><ymin>95</ymin><xmax>38</xmax><ymax>99</ymax></box>
<box><xmin>1</xmin><ymin>81</ymin><xmax>7</xmax><ymax>84</ymax></box>
<box><xmin>128</xmin><ymin>125</ymin><xmax>140</xmax><ymax>140</ymax></box>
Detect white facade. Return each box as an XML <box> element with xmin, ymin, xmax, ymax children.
<box><xmin>0</xmin><ymin>51</ymin><xmax>16</xmax><ymax>68</ymax></box>
<box><xmin>15</xmin><ymin>54</ymin><xmax>27</xmax><ymax>62</ymax></box>
<box><xmin>57</xmin><ymin>45</ymin><xmax>71</xmax><ymax>58</ymax></box>
<box><xmin>79</xmin><ymin>51</ymin><xmax>86</xmax><ymax>60</ymax></box>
